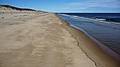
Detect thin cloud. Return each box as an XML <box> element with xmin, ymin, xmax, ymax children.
<box><xmin>61</xmin><ymin>0</ymin><xmax>120</xmax><ymax>11</ymax></box>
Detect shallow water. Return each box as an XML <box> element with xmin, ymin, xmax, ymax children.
<box><xmin>59</xmin><ymin>14</ymin><xmax>120</xmax><ymax>55</ymax></box>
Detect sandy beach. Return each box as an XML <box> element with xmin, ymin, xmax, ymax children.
<box><xmin>0</xmin><ymin>6</ymin><xmax>119</xmax><ymax>67</ymax></box>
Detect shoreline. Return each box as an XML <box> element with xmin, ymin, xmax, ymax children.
<box><xmin>58</xmin><ymin>14</ymin><xmax>120</xmax><ymax>60</ymax></box>
<box><xmin>55</xmin><ymin>14</ymin><xmax>120</xmax><ymax>67</ymax></box>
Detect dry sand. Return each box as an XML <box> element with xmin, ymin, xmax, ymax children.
<box><xmin>0</xmin><ymin>10</ymin><xmax>96</xmax><ymax>67</ymax></box>
<box><xmin>0</xmin><ymin>7</ymin><xmax>119</xmax><ymax>67</ymax></box>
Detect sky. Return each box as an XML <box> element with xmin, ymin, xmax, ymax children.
<box><xmin>0</xmin><ymin>0</ymin><xmax>120</xmax><ymax>13</ymax></box>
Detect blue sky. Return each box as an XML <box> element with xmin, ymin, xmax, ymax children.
<box><xmin>0</xmin><ymin>0</ymin><xmax>120</xmax><ymax>13</ymax></box>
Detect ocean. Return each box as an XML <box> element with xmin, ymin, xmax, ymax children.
<box><xmin>58</xmin><ymin>13</ymin><xmax>120</xmax><ymax>56</ymax></box>
<box><xmin>61</xmin><ymin>13</ymin><xmax>120</xmax><ymax>22</ymax></box>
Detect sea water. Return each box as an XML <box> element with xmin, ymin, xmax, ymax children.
<box><xmin>58</xmin><ymin>13</ymin><xmax>120</xmax><ymax>55</ymax></box>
